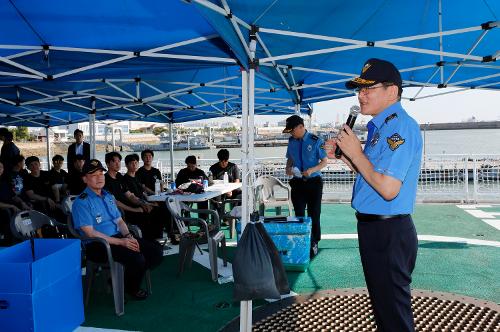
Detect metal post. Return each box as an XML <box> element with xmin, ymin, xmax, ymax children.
<box><xmin>472</xmin><ymin>156</ymin><xmax>478</xmax><ymax>202</ymax></box>
<box><xmin>89</xmin><ymin>111</ymin><xmax>96</xmax><ymax>159</ymax></box>
<box><xmin>239</xmin><ymin>70</ymin><xmax>252</xmax><ymax>332</ymax></box>
<box><xmin>45</xmin><ymin>127</ymin><xmax>51</xmax><ymax>170</ymax></box>
<box><xmin>248</xmin><ymin>67</ymin><xmax>255</xmax><ymax>212</ymax></box>
<box><xmin>169</xmin><ymin>122</ymin><xmax>174</xmax><ymax>183</ymax></box>
<box><xmin>294</xmin><ymin>103</ymin><xmax>300</xmax><ymax>115</ymax></box>
<box><xmin>111</xmin><ymin>126</ymin><xmax>116</xmax><ymax>152</ymax></box>
<box><xmin>464</xmin><ymin>156</ymin><xmax>469</xmax><ymax>202</ymax></box>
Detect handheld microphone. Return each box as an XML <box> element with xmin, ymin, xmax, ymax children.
<box><xmin>335</xmin><ymin>105</ymin><xmax>360</xmax><ymax>158</ymax></box>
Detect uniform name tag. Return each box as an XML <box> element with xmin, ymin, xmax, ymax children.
<box><xmin>96</xmin><ymin>214</ymin><xmax>102</xmax><ymax>224</ymax></box>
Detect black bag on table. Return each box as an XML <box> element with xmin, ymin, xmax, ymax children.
<box><xmin>233</xmin><ymin>222</ymin><xmax>280</xmax><ymax>301</ymax></box>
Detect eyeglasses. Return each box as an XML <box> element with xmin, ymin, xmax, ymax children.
<box><xmin>355</xmin><ymin>84</ymin><xmax>393</xmax><ymax>95</ymax></box>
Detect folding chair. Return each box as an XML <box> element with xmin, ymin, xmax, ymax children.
<box><xmin>165</xmin><ymin>197</ymin><xmax>227</xmax><ymax>281</ymax></box>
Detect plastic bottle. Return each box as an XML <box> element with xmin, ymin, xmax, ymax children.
<box><xmin>223</xmin><ymin>171</ymin><xmax>229</xmax><ymax>185</ymax></box>
<box><xmin>155</xmin><ymin>178</ymin><xmax>161</xmax><ymax>195</ymax></box>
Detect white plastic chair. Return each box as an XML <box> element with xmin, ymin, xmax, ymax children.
<box><xmin>254</xmin><ymin>175</ymin><xmax>293</xmax><ymax>216</ymax></box>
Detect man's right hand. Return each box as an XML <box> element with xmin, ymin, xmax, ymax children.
<box><xmin>140</xmin><ymin>203</ymin><xmax>153</xmax><ymax>213</ymax></box>
<box><xmin>121</xmin><ymin>237</ymin><xmax>140</xmax><ymax>252</ymax></box>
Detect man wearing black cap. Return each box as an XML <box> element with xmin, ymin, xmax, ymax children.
<box><xmin>335</xmin><ymin>58</ymin><xmax>422</xmax><ymax>331</ymax></box>
<box><xmin>72</xmin><ymin>159</ymin><xmax>163</xmax><ymax>300</ymax></box>
<box><xmin>283</xmin><ymin>115</ymin><xmax>328</xmax><ymax>258</ymax></box>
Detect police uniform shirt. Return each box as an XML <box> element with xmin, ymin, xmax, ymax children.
<box><xmin>352</xmin><ymin>102</ymin><xmax>422</xmax><ymax>215</ymax></box>
<box><xmin>286</xmin><ymin>131</ymin><xmax>327</xmax><ymax>178</ymax></box>
<box><xmin>72</xmin><ymin>187</ymin><xmax>121</xmax><ymax>237</ymax></box>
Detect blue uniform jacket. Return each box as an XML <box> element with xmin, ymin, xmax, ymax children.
<box><xmin>72</xmin><ymin>187</ymin><xmax>122</xmax><ymax>236</ymax></box>
<box><xmin>352</xmin><ymin>102</ymin><xmax>422</xmax><ymax>214</ymax></box>
<box><xmin>286</xmin><ymin>131</ymin><xmax>327</xmax><ymax>178</ymax></box>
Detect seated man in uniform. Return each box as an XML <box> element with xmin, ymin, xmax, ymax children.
<box><xmin>72</xmin><ymin>159</ymin><xmax>163</xmax><ymax>300</ymax></box>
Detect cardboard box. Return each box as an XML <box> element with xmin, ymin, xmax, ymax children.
<box><xmin>0</xmin><ymin>239</ymin><xmax>84</xmax><ymax>332</ymax></box>
<box><xmin>237</xmin><ymin>217</ymin><xmax>312</xmax><ymax>271</ymax></box>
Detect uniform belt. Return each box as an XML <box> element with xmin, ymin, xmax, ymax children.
<box><xmin>355</xmin><ymin>212</ymin><xmax>410</xmax><ymax>222</ymax></box>
<box><xmin>292</xmin><ymin>175</ymin><xmax>321</xmax><ymax>181</ymax></box>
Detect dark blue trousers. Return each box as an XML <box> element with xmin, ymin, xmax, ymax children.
<box><xmin>290</xmin><ymin>176</ymin><xmax>323</xmax><ymax>244</ymax></box>
<box><xmin>357</xmin><ymin>215</ymin><xmax>418</xmax><ymax>332</ymax></box>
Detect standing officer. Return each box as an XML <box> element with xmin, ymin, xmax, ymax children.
<box><xmin>335</xmin><ymin>58</ymin><xmax>422</xmax><ymax>331</ymax></box>
<box><xmin>72</xmin><ymin>159</ymin><xmax>163</xmax><ymax>300</ymax></box>
<box><xmin>284</xmin><ymin>115</ymin><xmax>328</xmax><ymax>258</ymax></box>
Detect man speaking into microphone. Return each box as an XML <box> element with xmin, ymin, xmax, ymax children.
<box><xmin>334</xmin><ymin>58</ymin><xmax>422</xmax><ymax>332</ymax></box>
<box><xmin>283</xmin><ymin>115</ymin><xmax>328</xmax><ymax>259</ymax></box>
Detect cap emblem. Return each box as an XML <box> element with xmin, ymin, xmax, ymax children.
<box><xmin>362</xmin><ymin>63</ymin><xmax>371</xmax><ymax>74</ymax></box>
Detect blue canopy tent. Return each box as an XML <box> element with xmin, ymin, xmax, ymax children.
<box><xmin>193</xmin><ymin>0</ymin><xmax>500</xmax><ymax>105</ymax></box>
<box><xmin>0</xmin><ymin>0</ymin><xmax>305</xmax><ymax>128</ymax></box>
<box><xmin>2</xmin><ymin>1</ymin><xmax>499</xmax><ymax>330</ymax></box>
<box><xmin>0</xmin><ymin>0</ymin><xmax>303</xmax><ymax>181</ymax></box>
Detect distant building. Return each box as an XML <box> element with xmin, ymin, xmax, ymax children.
<box><xmin>68</xmin><ymin>122</ymin><xmax>130</xmax><ymax>137</ymax></box>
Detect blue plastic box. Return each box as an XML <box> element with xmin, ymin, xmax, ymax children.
<box><xmin>237</xmin><ymin>217</ymin><xmax>312</xmax><ymax>271</ymax></box>
<box><xmin>0</xmin><ymin>239</ymin><xmax>84</xmax><ymax>332</ymax></box>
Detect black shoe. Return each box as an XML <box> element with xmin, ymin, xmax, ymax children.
<box><xmin>128</xmin><ymin>289</ymin><xmax>149</xmax><ymax>301</ymax></box>
<box><xmin>310</xmin><ymin>242</ymin><xmax>318</xmax><ymax>259</ymax></box>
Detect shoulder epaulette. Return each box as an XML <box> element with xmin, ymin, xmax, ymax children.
<box><xmin>310</xmin><ymin>134</ymin><xmax>319</xmax><ymax>140</ymax></box>
<box><xmin>79</xmin><ymin>192</ymin><xmax>88</xmax><ymax>199</ymax></box>
<box><xmin>385</xmin><ymin>113</ymin><xmax>398</xmax><ymax>123</ymax></box>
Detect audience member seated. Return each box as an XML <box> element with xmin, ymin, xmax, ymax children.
<box><xmin>66</xmin><ymin>154</ymin><xmax>86</xmax><ymax>195</ymax></box>
<box><xmin>175</xmin><ymin>155</ymin><xmax>209</xmax><ymax>215</ymax></box>
<box><xmin>10</xmin><ymin>154</ymin><xmax>29</xmax><ymax>200</ymax></box>
<box><xmin>49</xmin><ymin>154</ymin><xmax>68</xmax><ymax>203</ymax></box>
<box><xmin>176</xmin><ymin>155</ymin><xmax>208</xmax><ymax>187</ymax></box>
<box><xmin>209</xmin><ymin>149</ymin><xmax>241</xmax><ymax>197</ymax></box>
<box><xmin>136</xmin><ymin>149</ymin><xmax>163</xmax><ymax>195</ymax></box>
<box><xmin>122</xmin><ymin>153</ymin><xmax>172</xmax><ymax>240</ymax></box>
<box><xmin>72</xmin><ymin>159</ymin><xmax>163</xmax><ymax>300</ymax></box>
<box><xmin>209</xmin><ymin>149</ymin><xmax>242</xmax><ymax>219</ymax></box>
<box><xmin>104</xmin><ymin>152</ymin><xmax>162</xmax><ymax>241</ymax></box>
<box><xmin>0</xmin><ymin>161</ymin><xmax>30</xmax><ymax>245</ymax></box>
<box><xmin>23</xmin><ymin>156</ymin><xmax>65</xmax><ymax>222</ymax></box>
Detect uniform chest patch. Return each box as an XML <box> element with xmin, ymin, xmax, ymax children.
<box><xmin>307</xmin><ymin>144</ymin><xmax>312</xmax><ymax>152</ymax></box>
<box><xmin>370</xmin><ymin>132</ymin><xmax>380</xmax><ymax>147</ymax></box>
<box><xmin>387</xmin><ymin>133</ymin><xmax>405</xmax><ymax>151</ymax></box>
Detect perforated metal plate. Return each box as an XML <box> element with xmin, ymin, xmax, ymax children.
<box><xmin>221</xmin><ymin>289</ymin><xmax>500</xmax><ymax>332</ymax></box>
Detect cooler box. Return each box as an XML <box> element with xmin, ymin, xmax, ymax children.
<box><xmin>0</xmin><ymin>239</ymin><xmax>84</xmax><ymax>332</ymax></box>
<box><xmin>237</xmin><ymin>217</ymin><xmax>312</xmax><ymax>271</ymax></box>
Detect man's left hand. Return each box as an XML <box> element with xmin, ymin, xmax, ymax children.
<box><xmin>302</xmin><ymin>168</ymin><xmax>314</xmax><ymax>177</ymax></box>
